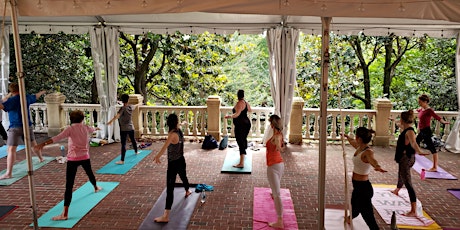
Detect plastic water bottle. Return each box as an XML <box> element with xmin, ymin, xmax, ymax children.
<box><xmin>60</xmin><ymin>145</ymin><xmax>66</xmax><ymax>157</ymax></box>
<box><xmin>390</xmin><ymin>211</ymin><xmax>398</xmax><ymax>230</ymax></box>
<box><xmin>420</xmin><ymin>169</ymin><xmax>426</xmax><ymax>180</ymax></box>
<box><xmin>416</xmin><ymin>200</ymin><xmax>423</xmax><ymax>217</ymax></box>
<box><xmin>201</xmin><ymin>190</ymin><xmax>206</xmax><ymax>204</ymax></box>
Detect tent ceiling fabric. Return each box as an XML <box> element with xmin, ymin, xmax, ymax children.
<box><xmin>0</xmin><ymin>0</ymin><xmax>459</xmax><ymax>37</ymax></box>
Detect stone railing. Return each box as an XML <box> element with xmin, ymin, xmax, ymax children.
<box><xmin>29</xmin><ymin>94</ymin><xmax>458</xmax><ymax>146</ymax></box>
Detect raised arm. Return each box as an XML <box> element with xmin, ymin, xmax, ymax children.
<box><xmin>363</xmin><ymin>150</ymin><xmax>387</xmax><ymax>172</ymax></box>
<box><xmin>343</xmin><ymin>134</ymin><xmax>359</xmax><ymax>149</ymax></box>
<box><xmin>35</xmin><ymin>90</ymin><xmax>46</xmax><ymax>99</ymax></box>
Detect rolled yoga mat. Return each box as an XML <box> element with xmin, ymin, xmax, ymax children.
<box><xmin>253</xmin><ymin>187</ymin><xmax>298</xmax><ymax>229</ymax></box>
<box><xmin>138</xmin><ymin>187</ymin><xmax>200</xmax><ymax>230</ymax></box>
<box><xmin>0</xmin><ymin>156</ymin><xmax>54</xmax><ymax>186</ymax></box>
<box><xmin>34</xmin><ymin>181</ymin><xmax>119</xmax><ymax>228</ymax></box>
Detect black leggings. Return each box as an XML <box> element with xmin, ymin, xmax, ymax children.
<box><xmin>351</xmin><ymin>180</ymin><xmax>379</xmax><ymax>230</ymax></box>
<box><xmin>165</xmin><ymin>156</ymin><xmax>190</xmax><ymax>210</ymax></box>
<box><xmin>416</xmin><ymin>127</ymin><xmax>436</xmax><ymax>154</ymax></box>
<box><xmin>396</xmin><ymin>154</ymin><xmax>417</xmax><ymax>202</ymax></box>
<box><xmin>64</xmin><ymin>159</ymin><xmax>98</xmax><ymax>206</ymax></box>
<box><xmin>120</xmin><ymin>130</ymin><xmax>138</xmax><ymax>161</ymax></box>
<box><xmin>234</xmin><ymin>121</ymin><xmax>251</xmax><ymax>155</ymax></box>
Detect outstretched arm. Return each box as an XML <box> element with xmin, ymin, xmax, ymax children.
<box><xmin>35</xmin><ymin>90</ymin><xmax>46</xmax><ymax>99</ymax></box>
<box><xmin>34</xmin><ymin>138</ymin><xmax>54</xmax><ymax>152</ymax></box>
<box><xmin>343</xmin><ymin>134</ymin><xmax>359</xmax><ymax>149</ymax></box>
<box><xmin>107</xmin><ymin>114</ymin><xmax>120</xmax><ymax>125</ymax></box>
<box><xmin>363</xmin><ymin>150</ymin><xmax>387</xmax><ymax>172</ymax></box>
<box><xmin>153</xmin><ymin>132</ymin><xmax>177</xmax><ymax>164</ymax></box>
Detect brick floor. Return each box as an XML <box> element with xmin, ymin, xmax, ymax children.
<box><xmin>0</xmin><ymin>137</ymin><xmax>459</xmax><ymax>229</ymax></box>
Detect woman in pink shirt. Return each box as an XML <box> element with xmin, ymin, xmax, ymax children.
<box><xmin>416</xmin><ymin>94</ymin><xmax>450</xmax><ymax>172</ymax></box>
<box><xmin>265</xmin><ymin>114</ymin><xmax>285</xmax><ymax>229</ymax></box>
<box><xmin>35</xmin><ymin>110</ymin><xmax>101</xmax><ymax>221</ymax></box>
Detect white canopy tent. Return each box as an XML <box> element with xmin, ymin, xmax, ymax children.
<box><xmin>1</xmin><ymin>1</ymin><xmax>460</xmax><ymax>229</ymax></box>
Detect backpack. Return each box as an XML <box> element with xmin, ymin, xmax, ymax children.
<box><xmin>219</xmin><ymin>135</ymin><xmax>228</xmax><ymax>150</ymax></box>
<box><xmin>202</xmin><ymin>135</ymin><xmax>218</xmax><ymax>149</ymax></box>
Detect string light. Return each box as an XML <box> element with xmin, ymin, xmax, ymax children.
<box><xmin>36</xmin><ymin>0</ymin><xmax>43</xmax><ymax>9</ymax></box>
<box><xmin>320</xmin><ymin>3</ymin><xmax>327</xmax><ymax>11</ymax></box>
<box><xmin>141</xmin><ymin>0</ymin><xmax>148</xmax><ymax>8</ymax></box>
<box><xmin>358</xmin><ymin>2</ymin><xmax>365</xmax><ymax>12</ymax></box>
<box><xmin>398</xmin><ymin>2</ymin><xmax>406</xmax><ymax>12</ymax></box>
<box><xmin>177</xmin><ymin>0</ymin><xmax>183</xmax><ymax>5</ymax></box>
<box><xmin>283</xmin><ymin>0</ymin><xmax>290</xmax><ymax>6</ymax></box>
<box><xmin>105</xmin><ymin>0</ymin><xmax>112</xmax><ymax>9</ymax></box>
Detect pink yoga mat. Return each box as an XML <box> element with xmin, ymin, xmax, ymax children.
<box><xmin>412</xmin><ymin>154</ymin><xmax>457</xmax><ymax>180</ymax></box>
<box><xmin>253</xmin><ymin>187</ymin><xmax>298</xmax><ymax>230</ymax></box>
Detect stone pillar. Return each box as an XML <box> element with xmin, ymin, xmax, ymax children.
<box><xmin>206</xmin><ymin>95</ymin><xmax>221</xmax><ymax>141</ymax></box>
<box><xmin>373</xmin><ymin>98</ymin><xmax>393</xmax><ymax>146</ymax></box>
<box><xmin>44</xmin><ymin>92</ymin><xmax>66</xmax><ymax>137</ymax></box>
<box><xmin>289</xmin><ymin>97</ymin><xmax>305</xmax><ymax>144</ymax></box>
<box><xmin>129</xmin><ymin>94</ymin><xmax>144</xmax><ymax>138</ymax></box>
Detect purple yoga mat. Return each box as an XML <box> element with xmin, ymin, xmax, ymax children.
<box><xmin>447</xmin><ymin>189</ymin><xmax>460</xmax><ymax>200</ymax></box>
<box><xmin>412</xmin><ymin>154</ymin><xmax>457</xmax><ymax>180</ymax></box>
<box><xmin>253</xmin><ymin>187</ymin><xmax>298</xmax><ymax>230</ymax></box>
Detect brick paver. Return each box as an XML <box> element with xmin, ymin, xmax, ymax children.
<box><xmin>0</xmin><ymin>138</ymin><xmax>459</xmax><ymax>229</ymax></box>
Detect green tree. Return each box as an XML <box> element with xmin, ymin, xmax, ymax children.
<box><xmin>9</xmin><ymin>32</ymin><xmax>93</xmax><ymax>103</ymax></box>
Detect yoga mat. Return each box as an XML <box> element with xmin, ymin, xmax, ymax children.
<box><xmin>0</xmin><ymin>145</ymin><xmax>25</xmax><ymax>158</ymax></box>
<box><xmin>138</xmin><ymin>187</ymin><xmax>199</xmax><ymax>230</ymax></box>
<box><xmin>0</xmin><ymin>156</ymin><xmax>54</xmax><ymax>186</ymax></box>
<box><xmin>413</xmin><ymin>154</ymin><xmax>457</xmax><ymax>180</ymax></box>
<box><xmin>324</xmin><ymin>208</ymin><xmax>368</xmax><ymax>230</ymax></box>
<box><xmin>220</xmin><ymin>150</ymin><xmax>252</xmax><ymax>174</ymax></box>
<box><xmin>96</xmin><ymin>150</ymin><xmax>151</xmax><ymax>174</ymax></box>
<box><xmin>372</xmin><ymin>184</ymin><xmax>440</xmax><ymax>229</ymax></box>
<box><xmin>253</xmin><ymin>187</ymin><xmax>298</xmax><ymax>230</ymax></box>
<box><xmin>447</xmin><ymin>188</ymin><xmax>460</xmax><ymax>200</ymax></box>
<box><xmin>34</xmin><ymin>181</ymin><xmax>119</xmax><ymax>228</ymax></box>
<box><xmin>0</xmin><ymin>205</ymin><xmax>18</xmax><ymax>221</ymax></box>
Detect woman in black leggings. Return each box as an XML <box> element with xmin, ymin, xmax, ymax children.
<box><xmin>224</xmin><ymin>89</ymin><xmax>252</xmax><ymax>168</ymax></box>
<box><xmin>392</xmin><ymin>110</ymin><xmax>430</xmax><ymax>217</ymax></box>
<box><xmin>153</xmin><ymin>113</ymin><xmax>191</xmax><ymax>223</ymax></box>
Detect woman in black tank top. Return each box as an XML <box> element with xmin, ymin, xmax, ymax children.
<box><xmin>224</xmin><ymin>90</ymin><xmax>252</xmax><ymax>168</ymax></box>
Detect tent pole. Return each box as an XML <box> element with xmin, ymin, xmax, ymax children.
<box><xmin>318</xmin><ymin>16</ymin><xmax>331</xmax><ymax>230</ymax></box>
<box><xmin>9</xmin><ymin>0</ymin><xmax>39</xmax><ymax>229</ymax></box>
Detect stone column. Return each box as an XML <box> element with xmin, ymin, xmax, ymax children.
<box><xmin>206</xmin><ymin>95</ymin><xmax>221</xmax><ymax>141</ymax></box>
<box><xmin>129</xmin><ymin>94</ymin><xmax>144</xmax><ymax>138</ymax></box>
<box><xmin>289</xmin><ymin>97</ymin><xmax>305</xmax><ymax>144</ymax></box>
<box><xmin>373</xmin><ymin>98</ymin><xmax>393</xmax><ymax>146</ymax></box>
<box><xmin>44</xmin><ymin>92</ymin><xmax>66</xmax><ymax>137</ymax></box>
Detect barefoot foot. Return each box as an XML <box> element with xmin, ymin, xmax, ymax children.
<box><xmin>390</xmin><ymin>189</ymin><xmax>399</xmax><ymax>196</ymax></box>
<box><xmin>233</xmin><ymin>164</ymin><xmax>244</xmax><ymax>168</ymax></box>
<box><xmin>269</xmin><ymin>221</ymin><xmax>284</xmax><ymax>229</ymax></box>
<box><xmin>402</xmin><ymin>211</ymin><xmax>417</xmax><ymax>217</ymax></box>
<box><xmin>0</xmin><ymin>174</ymin><xmax>12</xmax><ymax>180</ymax></box>
<box><xmin>154</xmin><ymin>216</ymin><xmax>169</xmax><ymax>223</ymax></box>
<box><xmin>115</xmin><ymin>161</ymin><xmax>124</xmax><ymax>165</ymax></box>
<box><xmin>427</xmin><ymin>167</ymin><xmax>437</xmax><ymax>172</ymax></box>
<box><xmin>185</xmin><ymin>190</ymin><xmax>192</xmax><ymax>198</ymax></box>
<box><xmin>52</xmin><ymin>215</ymin><xmax>68</xmax><ymax>221</ymax></box>
<box><xmin>95</xmin><ymin>186</ymin><xmax>103</xmax><ymax>193</ymax></box>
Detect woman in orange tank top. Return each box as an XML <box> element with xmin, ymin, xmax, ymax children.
<box><xmin>265</xmin><ymin>114</ymin><xmax>285</xmax><ymax>228</ymax></box>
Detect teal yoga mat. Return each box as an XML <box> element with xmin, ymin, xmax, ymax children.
<box><xmin>220</xmin><ymin>150</ymin><xmax>252</xmax><ymax>174</ymax></box>
<box><xmin>0</xmin><ymin>145</ymin><xmax>25</xmax><ymax>158</ymax></box>
<box><xmin>96</xmin><ymin>150</ymin><xmax>152</xmax><ymax>175</ymax></box>
<box><xmin>34</xmin><ymin>181</ymin><xmax>119</xmax><ymax>228</ymax></box>
<box><xmin>0</xmin><ymin>156</ymin><xmax>54</xmax><ymax>186</ymax></box>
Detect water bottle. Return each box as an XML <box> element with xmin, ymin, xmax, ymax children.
<box><xmin>390</xmin><ymin>211</ymin><xmax>398</xmax><ymax>230</ymax></box>
<box><xmin>420</xmin><ymin>169</ymin><xmax>426</xmax><ymax>180</ymax></box>
<box><xmin>60</xmin><ymin>145</ymin><xmax>66</xmax><ymax>157</ymax></box>
<box><xmin>201</xmin><ymin>190</ymin><xmax>206</xmax><ymax>204</ymax></box>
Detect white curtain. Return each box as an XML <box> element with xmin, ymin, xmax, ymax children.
<box><xmin>445</xmin><ymin>32</ymin><xmax>460</xmax><ymax>153</ymax></box>
<box><xmin>89</xmin><ymin>26</ymin><xmax>120</xmax><ymax>142</ymax></box>
<box><xmin>263</xmin><ymin>27</ymin><xmax>299</xmax><ymax>144</ymax></box>
<box><xmin>0</xmin><ymin>25</ymin><xmax>9</xmax><ymax>129</ymax></box>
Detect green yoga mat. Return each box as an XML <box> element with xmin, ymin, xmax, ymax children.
<box><xmin>221</xmin><ymin>150</ymin><xmax>252</xmax><ymax>174</ymax></box>
<box><xmin>96</xmin><ymin>150</ymin><xmax>152</xmax><ymax>174</ymax></box>
<box><xmin>33</xmin><ymin>181</ymin><xmax>119</xmax><ymax>228</ymax></box>
<box><xmin>0</xmin><ymin>145</ymin><xmax>25</xmax><ymax>158</ymax></box>
<box><xmin>0</xmin><ymin>156</ymin><xmax>54</xmax><ymax>186</ymax></box>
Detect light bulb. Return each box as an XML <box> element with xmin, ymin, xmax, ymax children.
<box><xmin>358</xmin><ymin>2</ymin><xmax>365</xmax><ymax>12</ymax></box>
<box><xmin>320</xmin><ymin>3</ymin><xmax>327</xmax><ymax>11</ymax></box>
<box><xmin>73</xmin><ymin>0</ymin><xmax>80</xmax><ymax>9</ymax></box>
<box><xmin>398</xmin><ymin>2</ymin><xmax>406</xmax><ymax>12</ymax></box>
<box><xmin>141</xmin><ymin>0</ymin><xmax>148</xmax><ymax>7</ymax></box>
<box><xmin>284</xmin><ymin>0</ymin><xmax>290</xmax><ymax>6</ymax></box>
<box><xmin>106</xmin><ymin>0</ymin><xmax>112</xmax><ymax>8</ymax></box>
<box><xmin>36</xmin><ymin>0</ymin><xmax>43</xmax><ymax>9</ymax></box>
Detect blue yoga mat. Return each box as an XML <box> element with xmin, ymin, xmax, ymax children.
<box><xmin>0</xmin><ymin>145</ymin><xmax>25</xmax><ymax>158</ymax></box>
<box><xmin>96</xmin><ymin>150</ymin><xmax>152</xmax><ymax>175</ymax></box>
<box><xmin>138</xmin><ymin>187</ymin><xmax>199</xmax><ymax>230</ymax></box>
<box><xmin>0</xmin><ymin>156</ymin><xmax>54</xmax><ymax>186</ymax></box>
<box><xmin>33</xmin><ymin>181</ymin><xmax>119</xmax><ymax>228</ymax></box>
<box><xmin>220</xmin><ymin>150</ymin><xmax>252</xmax><ymax>174</ymax></box>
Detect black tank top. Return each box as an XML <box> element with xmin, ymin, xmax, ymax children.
<box><xmin>167</xmin><ymin>129</ymin><xmax>184</xmax><ymax>161</ymax></box>
<box><xmin>232</xmin><ymin>100</ymin><xmax>250</xmax><ymax>125</ymax></box>
<box><xmin>395</xmin><ymin>127</ymin><xmax>416</xmax><ymax>162</ymax></box>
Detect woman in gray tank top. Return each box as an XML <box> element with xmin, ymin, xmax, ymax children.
<box><xmin>153</xmin><ymin>113</ymin><xmax>191</xmax><ymax>223</ymax></box>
